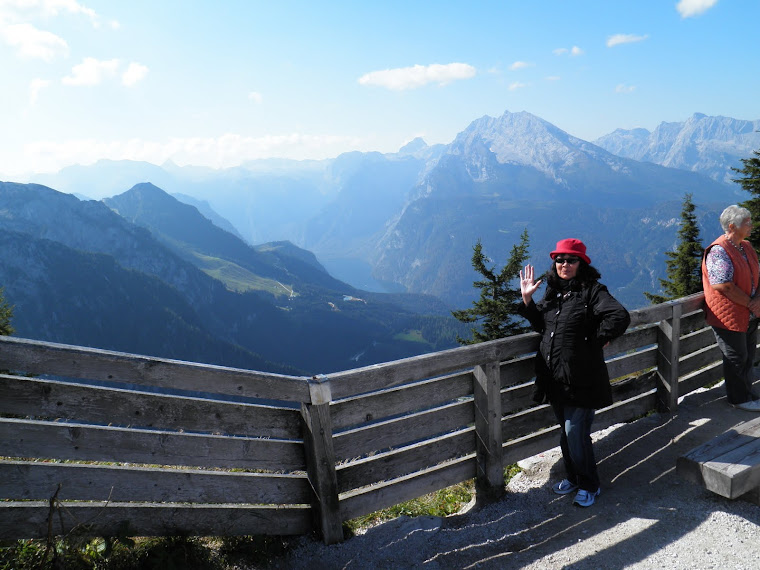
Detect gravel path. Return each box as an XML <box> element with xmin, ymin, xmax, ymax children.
<box><xmin>266</xmin><ymin>383</ymin><xmax>760</xmax><ymax>569</ymax></box>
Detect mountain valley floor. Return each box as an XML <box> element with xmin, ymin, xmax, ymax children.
<box><xmin>266</xmin><ymin>381</ymin><xmax>760</xmax><ymax>569</ymax></box>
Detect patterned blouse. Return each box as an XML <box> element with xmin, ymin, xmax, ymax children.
<box><xmin>706</xmin><ymin>244</ymin><xmax>757</xmax><ymax>295</ymax></box>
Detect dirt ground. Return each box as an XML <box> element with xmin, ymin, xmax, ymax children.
<box><xmin>268</xmin><ymin>381</ymin><xmax>760</xmax><ymax>569</ymax></box>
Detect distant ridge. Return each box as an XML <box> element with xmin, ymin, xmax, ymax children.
<box><xmin>594</xmin><ymin>113</ymin><xmax>760</xmax><ymax>184</ymax></box>
<box><xmin>17</xmin><ymin>109</ymin><xmax>758</xmax><ymax>309</ymax></box>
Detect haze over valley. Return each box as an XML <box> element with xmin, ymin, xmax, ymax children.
<box><xmin>2</xmin><ymin>109</ymin><xmax>758</xmax><ymax>374</ymax></box>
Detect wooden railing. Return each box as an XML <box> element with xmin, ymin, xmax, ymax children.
<box><xmin>0</xmin><ymin>292</ymin><xmax>720</xmax><ymax>544</ymax></box>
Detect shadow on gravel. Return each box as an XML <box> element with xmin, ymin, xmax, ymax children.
<box><xmin>271</xmin><ymin>383</ymin><xmax>760</xmax><ymax>569</ymax></box>
<box><xmin>434</xmin><ymin>384</ymin><xmax>760</xmax><ymax>569</ymax></box>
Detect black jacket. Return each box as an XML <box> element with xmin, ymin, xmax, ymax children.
<box><xmin>518</xmin><ymin>280</ymin><xmax>631</xmax><ymax>409</ymax></box>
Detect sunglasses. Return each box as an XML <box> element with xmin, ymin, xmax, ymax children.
<box><xmin>555</xmin><ymin>256</ymin><xmax>580</xmax><ymax>265</ymax></box>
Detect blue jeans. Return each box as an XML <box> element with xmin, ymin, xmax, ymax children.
<box><xmin>552</xmin><ymin>403</ymin><xmax>599</xmax><ymax>492</ymax></box>
<box><xmin>712</xmin><ymin>318</ymin><xmax>759</xmax><ymax>405</ymax></box>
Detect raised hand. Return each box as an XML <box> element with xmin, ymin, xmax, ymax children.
<box><xmin>519</xmin><ymin>264</ymin><xmax>542</xmax><ymax>305</ymax></box>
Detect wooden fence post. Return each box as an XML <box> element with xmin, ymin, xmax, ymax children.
<box><xmin>656</xmin><ymin>302</ymin><xmax>682</xmax><ymax>411</ymax></box>
<box><xmin>301</xmin><ymin>374</ymin><xmax>343</xmax><ymax>544</ymax></box>
<box><xmin>473</xmin><ymin>361</ymin><xmax>505</xmax><ymax>505</ymax></box>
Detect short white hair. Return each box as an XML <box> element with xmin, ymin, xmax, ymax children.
<box><xmin>719</xmin><ymin>205</ymin><xmax>751</xmax><ymax>232</ymax></box>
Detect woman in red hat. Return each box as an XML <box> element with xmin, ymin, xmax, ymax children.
<box><xmin>519</xmin><ymin>238</ymin><xmax>630</xmax><ymax>507</ymax></box>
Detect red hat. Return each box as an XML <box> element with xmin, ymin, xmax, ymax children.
<box><xmin>550</xmin><ymin>238</ymin><xmax>590</xmax><ymax>265</ymax></box>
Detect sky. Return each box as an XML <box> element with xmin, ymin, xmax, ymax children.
<box><xmin>0</xmin><ymin>0</ymin><xmax>758</xmax><ymax>178</ymax></box>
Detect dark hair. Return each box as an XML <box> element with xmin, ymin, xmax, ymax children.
<box><xmin>545</xmin><ymin>259</ymin><xmax>601</xmax><ymax>289</ymax></box>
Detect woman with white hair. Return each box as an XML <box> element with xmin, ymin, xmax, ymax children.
<box><xmin>702</xmin><ymin>204</ymin><xmax>760</xmax><ymax>411</ymax></box>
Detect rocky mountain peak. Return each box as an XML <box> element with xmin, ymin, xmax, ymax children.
<box><xmin>444</xmin><ymin>110</ymin><xmax>613</xmax><ymax>183</ymax></box>
<box><xmin>398</xmin><ymin>137</ymin><xmax>428</xmax><ymax>155</ymax></box>
<box><xmin>594</xmin><ymin>113</ymin><xmax>760</xmax><ymax>184</ymax></box>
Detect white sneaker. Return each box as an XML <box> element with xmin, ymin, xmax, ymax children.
<box><xmin>732</xmin><ymin>400</ymin><xmax>760</xmax><ymax>411</ymax></box>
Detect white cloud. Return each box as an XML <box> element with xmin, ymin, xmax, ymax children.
<box><xmin>248</xmin><ymin>91</ymin><xmax>263</xmax><ymax>104</ymax></box>
<box><xmin>6</xmin><ymin>0</ymin><xmax>101</xmax><ymax>27</ymax></box>
<box><xmin>545</xmin><ymin>76</ymin><xmax>560</xmax><ymax>81</ymax></box>
<box><xmin>0</xmin><ymin>22</ymin><xmax>68</xmax><ymax>61</ymax></box>
<box><xmin>615</xmin><ymin>84</ymin><xmax>636</xmax><ymax>93</ymax></box>
<box><xmin>358</xmin><ymin>63</ymin><xmax>476</xmax><ymax>90</ymax></box>
<box><xmin>62</xmin><ymin>57</ymin><xmax>119</xmax><ymax>86</ymax></box>
<box><xmin>28</xmin><ymin>77</ymin><xmax>51</xmax><ymax>105</ymax></box>
<box><xmin>122</xmin><ymin>62</ymin><xmax>148</xmax><ymax>86</ymax></box>
<box><xmin>508</xmin><ymin>81</ymin><xmax>527</xmax><ymax>91</ymax></box>
<box><xmin>509</xmin><ymin>61</ymin><xmax>534</xmax><ymax>70</ymax></box>
<box><xmin>607</xmin><ymin>34</ymin><xmax>649</xmax><ymax>47</ymax></box>
<box><xmin>554</xmin><ymin>46</ymin><xmax>584</xmax><ymax>57</ymax></box>
<box><xmin>676</xmin><ymin>0</ymin><xmax>718</xmax><ymax>18</ymax></box>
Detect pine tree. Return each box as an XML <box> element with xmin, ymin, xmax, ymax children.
<box><xmin>644</xmin><ymin>193</ymin><xmax>703</xmax><ymax>304</ymax></box>
<box><xmin>734</xmin><ymin>147</ymin><xmax>760</xmax><ymax>252</ymax></box>
<box><xmin>0</xmin><ymin>287</ymin><xmax>14</xmax><ymax>336</ymax></box>
<box><xmin>452</xmin><ymin>229</ymin><xmax>530</xmax><ymax>344</ymax></box>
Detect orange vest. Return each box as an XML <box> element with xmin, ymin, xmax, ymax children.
<box><xmin>702</xmin><ymin>235</ymin><xmax>760</xmax><ymax>331</ymax></box>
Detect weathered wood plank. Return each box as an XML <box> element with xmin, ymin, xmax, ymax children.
<box><xmin>503</xmin><ymin>425</ymin><xmax>559</xmax><ymax>467</ymax></box>
<box><xmin>677</xmin><ymin>417</ymin><xmax>760</xmax><ymax>498</ymax></box>
<box><xmin>0</xmin><ymin>374</ymin><xmax>301</xmax><ymax>439</ymax></box>
<box><xmin>605</xmin><ymin>325</ymin><xmax>657</xmax><ymax>356</ymax></box>
<box><xmin>678</xmin><ymin>293</ymin><xmax>707</xmax><ymax>314</ymax></box>
<box><xmin>332</xmin><ymin>399</ymin><xmax>474</xmax><ymax>462</ymax></box>
<box><xmin>679</xmin><ymin>327</ymin><xmax>715</xmax><ymax>356</ymax></box>
<box><xmin>501</xmin><ymin>404</ymin><xmax>557</xmax><ymax>442</ymax></box>
<box><xmin>606</xmin><ymin>347</ymin><xmax>657</xmax><ymax>380</ymax></box>
<box><xmin>474</xmin><ymin>362</ymin><xmax>505</xmax><ymax>502</ymax></box>
<box><xmin>330</xmin><ymin>371</ymin><xmax>472</xmax><ymax>431</ymax></box>
<box><xmin>0</xmin><ymin>336</ymin><xmax>310</xmax><ymax>402</ymax></box>
<box><xmin>680</xmin><ymin>311</ymin><xmax>707</xmax><ymax>334</ymax></box>
<box><xmin>625</xmin><ymin>294</ymin><xmax>703</xmax><ymax>328</ymax></box>
<box><xmin>301</xmin><ymin>396</ymin><xmax>342</xmax><ymax>545</ymax></box>
<box><xmin>0</xmin><ymin>502</ymin><xmax>311</xmax><ymax>540</ymax></box>
<box><xmin>699</xmin><ymin>442</ymin><xmax>760</xmax><ymax>499</ymax></box>
<box><xmin>339</xmin><ymin>458</ymin><xmax>476</xmax><ymax>522</ymax></box>
<box><xmin>336</xmin><ymin>429</ymin><xmax>475</xmax><ymax>493</ymax></box>
<box><xmin>611</xmin><ymin>371</ymin><xmax>659</xmax><ymax>402</ymax></box>
<box><xmin>628</xmin><ymin>303</ymin><xmax>672</xmax><ymax>327</ymax></box>
<box><xmin>656</xmin><ymin>303</ymin><xmax>682</xmax><ymax>411</ymax></box>
<box><xmin>678</xmin><ymin>362</ymin><xmax>723</xmax><ymax>397</ymax></box>
<box><xmin>0</xmin><ymin>460</ymin><xmax>310</xmax><ymax>504</ymax></box>
<box><xmin>0</xmin><ymin>418</ymin><xmax>304</xmax><ymax>471</ymax></box>
<box><xmin>500</xmin><ymin>354</ymin><xmax>535</xmax><ymax>388</ymax></box>
<box><xmin>327</xmin><ymin>333</ymin><xmax>539</xmax><ymax>399</ymax></box>
<box><xmin>679</xmin><ymin>344</ymin><xmax>722</xmax><ymax>377</ymax></box>
<box><xmin>501</xmin><ymin>381</ymin><xmax>535</xmax><ymax>416</ymax></box>
<box><xmin>594</xmin><ymin>391</ymin><xmax>659</xmax><ymax>432</ymax></box>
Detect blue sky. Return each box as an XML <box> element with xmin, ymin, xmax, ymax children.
<box><xmin>0</xmin><ymin>0</ymin><xmax>757</xmax><ymax>177</ymax></box>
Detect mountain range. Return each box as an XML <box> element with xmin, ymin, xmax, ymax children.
<box><xmin>593</xmin><ymin>113</ymin><xmax>760</xmax><ymax>185</ymax></box>
<box><xmin>0</xmin><ymin>181</ymin><xmax>461</xmax><ymax>374</ymax></box>
<box><xmin>4</xmin><ymin>109</ymin><xmax>759</xmax><ymax>369</ymax></box>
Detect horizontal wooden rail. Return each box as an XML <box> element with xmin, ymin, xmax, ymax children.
<box><xmin>0</xmin><ymin>374</ymin><xmax>302</xmax><ymax>439</ymax></box>
<box><xmin>0</xmin><ymin>336</ymin><xmax>310</xmax><ymax>402</ymax></box>
<box><xmin>0</xmin><ymin>460</ymin><xmax>311</xmax><ymax>504</ymax></box>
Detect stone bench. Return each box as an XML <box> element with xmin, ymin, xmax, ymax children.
<box><xmin>677</xmin><ymin>416</ymin><xmax>760</xmax><ymax>505</ymax></box>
